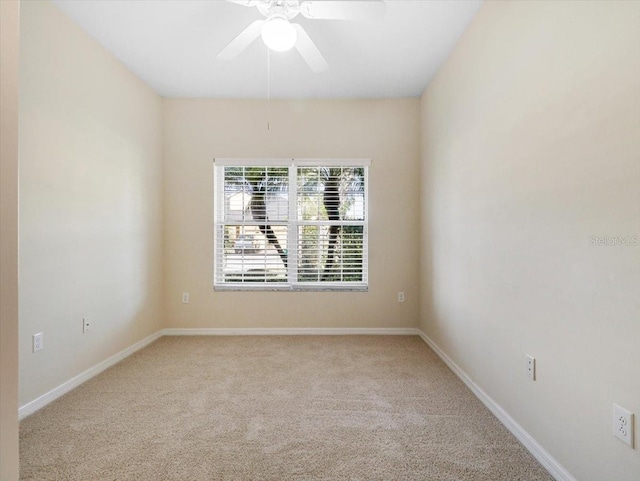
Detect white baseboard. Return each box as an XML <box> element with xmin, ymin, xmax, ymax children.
<box><xmin>163</xmin><ymin>327</ymin><xmax>420</xmax><ymax>336</ymax></box>
<box><xmin>416</xmin><ymin>330</ymin><xmax>576</xmax><ymax>481</ymax></box>
<box><xmin>19</xmin><ymin>330</ymin><xmax>163</xmax><ymax>420</ymax></box>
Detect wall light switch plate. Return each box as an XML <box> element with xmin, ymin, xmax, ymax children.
<box><xmin>83</xmin><ymin>317</ymin><xmax>91</xmax><ymax>333</ymax></box>
<box><xmin>182</xmin><ymin>292</ymin><xmax>190</xmax><ymax>304</ymax></box>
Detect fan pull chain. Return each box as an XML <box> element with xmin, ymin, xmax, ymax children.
<box><xmin>267</xmin><ymin>48</ymin><xmax>271</xmax><ymax>131</ymax></box>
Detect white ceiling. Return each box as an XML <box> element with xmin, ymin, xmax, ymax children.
<box><xmin>51</xmin><ymin>0</ymin><xmax>483</xmax><ymax>99</ymax></box>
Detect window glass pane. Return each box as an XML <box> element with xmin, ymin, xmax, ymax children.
<box><xmin>220</xmin><ymin>225</ymin><xmax>288</xmax><ymax>283</ymax></box>
<box><xmin>219</xmin><ymin>165</ymin><xmax>290</xmax><ymax>284</ymax></box>
<box><xmin>297</xmin><ymin>167</ymin><xmax>366</xmax><ymax>222</ymax></box>
<box><xmin>297</xmin><ymin>225</ymin><xmax>364</xmax><ymax>283</ymax></box>
<box><xmin>224</xmin><ymin>166</ymin><xmax>289</xmax><ymax>222</ymax></box>
<box><xmin>343</xmin><ymin>167</ymin><xmax>366</xmax><ymax>221</ymax></box>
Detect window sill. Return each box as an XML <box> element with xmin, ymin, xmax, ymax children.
<box><xmin>214</xmin><ymin>284</ymin><xmax>368</xmax><ymax>292</ymax></box>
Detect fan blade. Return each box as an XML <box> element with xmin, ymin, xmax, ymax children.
<box><xmin>300</xmin><ymin>0</ymin><xmax>386</xmax><ymax>21</ymax></box>
<box><xmin>217</xmin><ymin>20</ymin><xmax>265</xmax><ymax>60</ymax></box>
<box><xmin>293</xmin><ymin>24</ymin><xmax>329</xmax><ymax>73</ymax></box>
<box><xmin>224</xmin><ymin>0</ymin><xmax>261</xmax><ymax>6</ymax></box>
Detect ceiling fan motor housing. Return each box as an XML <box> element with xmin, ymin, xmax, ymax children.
<box><xmin>257</xmin><ymin>0</ymin><xmax>301</xmax><ymax>20</ymax></box>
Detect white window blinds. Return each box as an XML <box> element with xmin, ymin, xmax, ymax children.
<box><xmin>214</xmin><ymin>159</ymin><xmax>369</xmax><ymax>290</ymax></box>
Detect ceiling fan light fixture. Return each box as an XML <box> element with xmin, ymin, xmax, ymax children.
<box><xmin>261</xmin><ymin>15</ymin><xmax>297</xmax><ymax>52</ymax></box>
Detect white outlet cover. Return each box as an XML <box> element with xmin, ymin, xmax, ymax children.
<box><xmin>613</xmin><ymin>404</ymin><xmax>634</xmax><ymax>448</ymax></box>
<box><xmin>526</xmin><ymin>354</ymin><xmax>536</xmax><ymax>380</ymax></box>
<box><xmin>33</xmin><ymin>332</ymin><xmax>43</xmax><ymax>352</ymax></box>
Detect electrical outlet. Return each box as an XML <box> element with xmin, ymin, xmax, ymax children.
<box><xmin>182</xmin><ymin>292</ymin><xmax>190</xmax><ymax>304</ymax></box>
<box><xmin>397</xmin><ymin>292</ymin><xmax>405</xmax><ymax>303</ymax></box>
<box><xmin>83</xmin><ymin>317</ymin><xmax>91</xmax><ymax>333</ymax></box>
<box><xmin>613</xmin><ymin>404</ymin><xmax>634</xmax><ymax>448</ymax></box>
<box><xmin>526</xmin><ymin>354</ymin><xmax>536</xmax><ymax>380</ymax></box>
<box><xmin>33</xmin><ymin>332</ymin><xmax>44</xmax><ymax>352</ymax></box>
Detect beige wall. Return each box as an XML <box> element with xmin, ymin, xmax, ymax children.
<box><xmin>1</xmin><ymin>1</ymin><xmax>20</xmax><ymax>478</ymax></box>
<box><xmin>420</xmin><ymin>1</ymin><xmax>640</xmax><ymax>481</ymax></box>
<box><xmin>18</xmin><ymin>1</ymin><xmax>164</xmax><ymax>406</ymax></box>
<box><xmin>163</xmin><ymin>99</ymin><xmax>420</xmax><ymax>329</ymax></box>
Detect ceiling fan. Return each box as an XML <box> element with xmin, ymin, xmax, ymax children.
<box><xmin>218</xmin><ymin>0</ymin><xmax>386</xmax><ymax>73</ymax></box>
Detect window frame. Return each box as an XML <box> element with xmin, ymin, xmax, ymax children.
<box><xmin>213</xmin><ymin>158</ymin><xmax>370</xmax><ymax>291</ymax></box>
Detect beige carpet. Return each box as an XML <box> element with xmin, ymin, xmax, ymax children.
<box><xmin>20</xmin><ymin>336</ymin><xmax>553</xmax><ymax>480</ymax></box>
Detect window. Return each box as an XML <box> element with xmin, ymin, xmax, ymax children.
<box><xmin>214</xmin><ymin>158</ymin><xmax>369</xmax><ymax>290</ymax></box>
